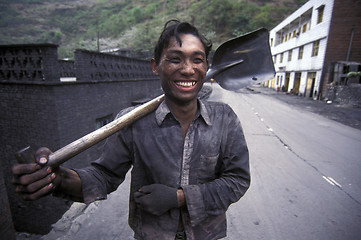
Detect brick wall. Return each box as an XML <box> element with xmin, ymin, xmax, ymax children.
<box><xmin>1</xmin><ymin>83</ymin><xmax>69</xmax><ymax>234</ymax></box>
<box><xmin>0</xmin><ymin>44</ymin><xmax>60</xmax><ymax>82</ymax></box>
<box><xmin>74</xmin><ymin>49</ymin><xmax>154</xmax><ymax>81</ymax></box>
<box><xmin>321</xmin><ymin>0</ymin><xmax>361</xmax><ymax>94</ymax></box>
<box><xmin>52</xmin><ymin>79</ymin><xmax>163</xmax><ymax>169</ymax></box>
<box><xmin>59</xmin><ymin>59</ymin><xmax>75</xmax><ymax>77</ymax></box>
<box><xmin>0</xmin><ymin>43</ymin><xmax>162</xmax><ymax>234</ymax></box>
<box><xmin>0</xmin><ymin>169</ymin><xmax>15</xmax><ymax>240</ymax></box>
<box><xmin>0</xmin><ymin>79</ymin><xmax>162</xmax><ymax>234</ymax></box>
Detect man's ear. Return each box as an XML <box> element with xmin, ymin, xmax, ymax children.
<box><xmin>150</xmin><ymin>58</ymin><xmax>159</xmax><ymax>76</ymax></box>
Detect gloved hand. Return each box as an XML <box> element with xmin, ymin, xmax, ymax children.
<box><xmin>134</xmin><ymin>184</ymin><xmax>178</xmax><ymax>216</ymax></box>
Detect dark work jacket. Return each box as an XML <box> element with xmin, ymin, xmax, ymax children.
<box><xmin>75</xmin><ymin>99</ymin><xmax>250</xmax><ymax>240</ymax></box>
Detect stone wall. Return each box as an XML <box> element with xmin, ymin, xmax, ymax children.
<box><xmin>325</xmin><ymin>83</ymin><xmax>361</xmax><ymax>107</ymax></box>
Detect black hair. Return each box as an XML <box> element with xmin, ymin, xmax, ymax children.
<box><xmin>154</xmin><ymin>20</ymin><xmax>212</xmax><ymax>64</ymax></box>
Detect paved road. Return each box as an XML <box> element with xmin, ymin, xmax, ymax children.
<box><xmin>19</xmin><ymin>83</ymin><xmax>361</xmax><ymax>240</ymax></box>
<box><xmin>209</xmin><ymin>84</ymin><xmax>361</xmax><ymax>240</ymax></box>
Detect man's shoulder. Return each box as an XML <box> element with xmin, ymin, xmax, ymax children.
<box><xmin>203</xmin><ymin>100</ymin><xmax>229</xmax><ymax>107</ymax></box>
<box><xmin>201</xmin><ymin>100</ymin><xmax>240</xmax><ymax>126</ymax></box>
<box><xmin>202</xmin><ymin>100</ymin><xmax>234</xmax><ymax>113</ymax></box>
<box><xmin>116</xmin><ymin>104</ymin><xmax>159</xmax><ymax>128</ymax></box>
<box><xmin>115</xmin><ymin>105</ymin><xmax>139</xmax><ymax>119</ymax></box>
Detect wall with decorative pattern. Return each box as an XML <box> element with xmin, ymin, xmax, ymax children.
<box><xmin>0</xmin><ymin>43</ymin><xmax>161</xmax><ymax>235</ymax></box>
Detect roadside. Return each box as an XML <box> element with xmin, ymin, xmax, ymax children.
<box><xmin>246</xmin><ymin>85</ymin><xmax>361</xmax><ymax>131</ymax></box>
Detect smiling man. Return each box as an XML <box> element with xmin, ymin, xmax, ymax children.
<box><xmin>12</xmin><ymin>20</ymin><xmax>250</xmax><ymax>240</ymax></box>
<box><xmin>151</xmin><ymin>29</ymin><xmax>209</xmax><ymax>138</ymax></box>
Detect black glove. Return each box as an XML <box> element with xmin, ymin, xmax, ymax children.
<box><xmin>134</xmin><ymin>184</ymin><xmax>178</xmax><ymax>216</ymax></box>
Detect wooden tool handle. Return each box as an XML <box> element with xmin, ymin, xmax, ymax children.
<box><xmin>47</xmin><ymin>94</ymin><xmax>165</xmax><ymax>168</ymax></box>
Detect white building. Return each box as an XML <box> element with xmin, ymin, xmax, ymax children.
<box><xmin>268</xmin><ymin>0</ymin><xmax>335</xmax><ymax>99</ymax></box>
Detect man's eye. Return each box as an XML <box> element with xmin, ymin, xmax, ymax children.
<box><xmin>167</xmin><ymin>58</ymin><xmax>181</xmax><ymax>63</ymax></box>
<box><xmin>194</xmin><ymin>58</ymin><xmax>204</xmax><ymax>64</ymax></box>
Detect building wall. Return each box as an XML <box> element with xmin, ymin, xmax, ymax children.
<box><xmin>269</xmin><ymin>0</ymin><xmax>335</xmax><ymax>98</ymax></box>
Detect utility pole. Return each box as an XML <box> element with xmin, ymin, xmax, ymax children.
<box><xmin>97</xmin><ymin>31</ymin><xmax>100</xmax><ymax>52</ymax></box>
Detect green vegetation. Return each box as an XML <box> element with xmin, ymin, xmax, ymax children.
<box><xmin>0</xmin><ymin>0</ymin><xmax>307</xmax><ymax>59</ymax></box>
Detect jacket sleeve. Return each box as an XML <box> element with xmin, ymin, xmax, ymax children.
<box><xmin>74</xmin><ymin>127</ymin><xmax>133</xmax><ymax>204</ymax></box>
<box><xmin>182</xmin><ymin>107</ymin><xmax>250</xmax><ymax>226</ymax></box>
<box><xmin>74</xmin><ymin>109</ymin><xmax>134</xmax><ymax>204</ymax></box>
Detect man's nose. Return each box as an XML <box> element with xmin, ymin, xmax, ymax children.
<box><xmin>180</xmin><ymin>61</ymin><xmax>195</xmax><ymax>75</ymax></box>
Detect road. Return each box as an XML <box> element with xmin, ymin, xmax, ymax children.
<box><xmin>40</xmin><ymin>83</ymin><xmax>361</xmax><ymax>240</ymax></box>
<box><xmin>208</xmin><ymin>84</ymin><xmax>361</xmax><ymax>240</ymax></box>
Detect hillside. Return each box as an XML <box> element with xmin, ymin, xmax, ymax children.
<box><xmin>0</xmin><ymin>0</ymin><xmax>307</xmax><ymax>59</ymax></box>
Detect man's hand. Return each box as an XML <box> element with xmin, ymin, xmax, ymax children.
<box><xmin>134</xmin><ymin>184</ymin><xmax>179</xmax><ymax>216</ymax></box>
<box><xmin>12</xmin><ymin>147</ymin><xmax>61</xmax><ymax>201</ymax></box>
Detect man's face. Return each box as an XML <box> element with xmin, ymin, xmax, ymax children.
<box><xmin>151</xmin><ymin>34</ymin><xmax>209</xmax><ymax>104</ymax></box>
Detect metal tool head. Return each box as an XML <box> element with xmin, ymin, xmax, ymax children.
<box><xmin>205</xmin><ymin>28</ymin><xmax>275</xmax><ymax>90</ymax></box>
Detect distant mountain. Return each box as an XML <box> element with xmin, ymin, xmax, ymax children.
<box><xmin>0</xmin><ymin>0</ymin><xmax>307</xmax><ymax>59</ymax></box>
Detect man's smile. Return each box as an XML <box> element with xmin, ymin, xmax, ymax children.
<box><xmin>175</xmin><ymin>81</ymin><xmax>197</xmax><ymax>88</ymax></box>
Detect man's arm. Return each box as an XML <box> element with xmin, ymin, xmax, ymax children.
<box><xmin>55</xmin><ymin>166</ymin><xmax>83</xmax><ymax>199</ymax></box>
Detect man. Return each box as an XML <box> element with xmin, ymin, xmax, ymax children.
<box><xmin>12</xmin><ymin>20</ymin><xmax>250</xmax><ymax>240</ymax></box>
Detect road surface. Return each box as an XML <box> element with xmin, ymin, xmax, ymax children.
<box><xmin>209</xmin><ymin>84</ymin><xmax>361</xmax><ymax>240</ymax></box>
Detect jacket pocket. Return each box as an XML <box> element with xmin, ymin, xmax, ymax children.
<box><xmin>197</xmin><ymin>154</ymin><xmax>219</xmax><ymax>183</ymax></box>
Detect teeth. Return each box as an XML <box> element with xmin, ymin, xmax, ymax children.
<box><xmin>176</xmin><ymin>81</ymin><xmax>196</xmax><ymax>87</ymax></box>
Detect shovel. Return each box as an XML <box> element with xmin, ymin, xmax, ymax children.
<box><xmin>206</xmin><ymin>28</ymin><xmax>275</xmax><ymax>90</ymax></box>
<box><xmin>15</xmin><ymin>28</ymin><xmax>275</xmax><ymax>167</ymax></box>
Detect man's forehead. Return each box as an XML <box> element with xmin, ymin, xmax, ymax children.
<box><xmin>164</xmin><ymin>34</ymin><xmax>206</xmax><ymax>54</ymax></box>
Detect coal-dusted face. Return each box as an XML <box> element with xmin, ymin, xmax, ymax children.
<box><xmin>151</xmin><ymin>34</ymin><xmax>209</xmax><ymax>105</ymax></box>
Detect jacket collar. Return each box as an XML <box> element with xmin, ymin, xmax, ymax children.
<box><xmin>155</xmin><ymin>98</ymin><xmax>212</xmax><ymax>126</ymax></box>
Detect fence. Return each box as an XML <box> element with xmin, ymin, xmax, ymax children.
<box><xmin>0</xmin><ymin>44</ymin><xmax>154</xmax><ymax>83</ymax></box>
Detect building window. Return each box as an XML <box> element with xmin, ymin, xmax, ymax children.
<box><xmin>270</xmin><ymin>38</ymin><xmax>274</xmax><ymax>47</ymax></box>
<box><xmin>96</xmin><ymin>114</ymin><xmax>113</xmax><ymax>129</ymax></box>
<box><xmin>274</xmin><ymin>55</ymin><xmax>277</xmax><ymax>63</ymax></box>
<box><xmin>298</xmin><ymin>46</ymin><xmax>304</xmax><ymax>59</ymax></box>
<box><xmin>343</xmin><ymin>65</ymin><xmax>350</xmax><ymax>74</ymax></box>
<box><xmin>280</xmin><ymin>52</ymin><xmax>284</xmax><ymax>63</ymax></box>
<box><xmin>288</xmin><ymin>50</ymin><xmax>293</xmax><ymax>61</ymax></box>
<box><xmin>312</xmin><ymin>40</ymin><xmax>320</xmax><ymax>57</ymax></box>
<box><xmin>317</xmin><ymin>5</ymin><xmax>325</xmax><ymax>24</ymax></box>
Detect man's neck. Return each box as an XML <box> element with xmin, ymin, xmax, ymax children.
<box><xmin>165</xmin><ymin>97</ymin><xmax>198</xmax><ymax>137</ymax></box>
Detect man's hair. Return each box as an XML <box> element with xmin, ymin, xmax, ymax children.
<box><xmin>154</xmin><ymin>20</ymin><xmax>212</xmax><ymax>65</ymax></box>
